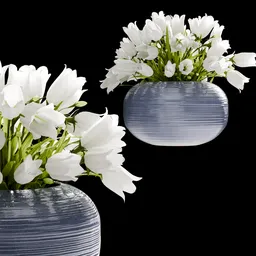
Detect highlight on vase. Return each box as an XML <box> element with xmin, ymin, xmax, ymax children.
<box><xmin>99</xmin><ymin>11</ymin><xmax>256</xmax><ymax>146</ymax></box>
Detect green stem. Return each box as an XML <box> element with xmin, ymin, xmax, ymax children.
<box><xmin>7</xmin><ymin>120</ymin><xmax>12</xmax><ymax>163</ymax></box>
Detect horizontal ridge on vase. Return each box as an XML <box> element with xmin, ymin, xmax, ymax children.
<box><xmin>123</xmin><ymin>81</ymin><xmax>229</xmax><ymax>146</ymax></box>
<box><xmin>0</xmin><ymin>182</ymin><xmax>101</xmax><ymax>256</ymax></box>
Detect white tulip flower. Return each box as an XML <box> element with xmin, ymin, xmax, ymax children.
<box><xmin>0</xmin><ymin>61</ymin><xmax>9</xmax><ymax>91</ymax></box>
<box><xmin>233</xmin><ymin>52</ymin><xmax>256</xmax><ymax>67</ymax></box>
<box><xmin>170</xmin><ymin>33</ymin><xmax>189</xmax><ymax>53</ymax></box>
<box><xmin>46</xmin><ymin>66</ymin><xmax>86</xmax><ymax>114</ymax></box>
<box><xmin>207</xmin><ymin>39</ymin><xmax>230</xmax><ymax>57</ymax></box>
<box><xmin>164</xmin><ymin>61</ymin><xmax>176</xmax><ymax>78</ymax></box>
<box><xmin>123</xmin><ymin>22</ymin><xmax>142</xmax><ymax>46</ymax></box>
<box><xmin>0</xmin><ymin>172</ymin><xmax>2</xmax><ymax>184</ymax></box>
<box><xmin>116</xmin><ymin>38</ymin><xmax>137</xmax><ymax>59</ymax></box>
<box><xmin>188</xmin><ymin>14</ymin><xmax>215</xmax><ymax>38</ymax></box>
<box><xmin>20</xmin><ymin>102</ymin><xmax>65</xmax><ymax>140</ymax></box>
<box><xmin>170</xmin><ymin>14</ymin><xmax>186</xmax><ymax>35</ymax></box>
<box><xmin>0</xmin><ymin>84</ymin><xmax>25</xmax><ymax>120</ymax></box>
<box><xmin>81</xmin><ymin>110</ymin><xmax>126</xmax><ymax>153</ymax></box>
<box><xmin>45</xmin><ymin>151</ymin><xmax>84</xmax><ymax>182</ymax></box>
<box><xmin>142</xmin><ymin>19</ymin><xmax>163</xmax><ymax>43</ymax></box>
<box><xmin>7</xmin><ymin>64</ymin><xmax>50</xmax><ymax>102</ymax></box>
<box><xmin>210</xmin><ymin>22</ymin><xmax>225</xmax><ymax>38</ymax></box>
<box><xmin>203</xmin><ymin>56</ymin><xmax>232</xmax><ymax>75</ymax></box>
<box><xmin>102</xmin><ymin>166</ymin><xmax>142</xmax><ymax>200</ymax></box>
<box><xmin>84</xmin><ymin>149</ymin><xmax>141</xmax><ymax>200</ymax></box>
<box><xmin>151</xmin><ymin>11</ymin><xmax>172</xmax><ymax>34</ymax></box>
<box><xmin>100</xmin><ymin>72</ymin><xmax>121</xmax><ymax>94</ymax></box>
<box><xmin>84</xmin><ymin>148</ymin><xmax>125</xmax><ymax>173</ymax></box>
<box><xmin>138</xmin><ymin>63</ymin><xmax>154</xmax><ymax>77</ymax></box>
<box><xmin>0</xmin><ymin>130</ymin><xmax>5</xmax><ymax>150</ymax></box>
<box><xmin>226</xmin><ymin>70</ymin><xmax>249</xmax><ymax>90</ymax></box>
<box><xmin>14</xmin><ymin>155</ymin><xmax>42</xmax><ymax>185</ymax></box>
<box><xmin>179</xmin><ymin>59</ymin><xmax>193</xmax><ymax>75</ymax></box>
<box><xmin>136</xmin><ymin>44</ymin><xmax>158</xmax><ymax>60</ymax></box>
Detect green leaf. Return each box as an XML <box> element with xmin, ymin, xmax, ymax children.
<box><xmin>20</xmin><ymin>133</ymin><xmax>33</xmax><ymax>160</ymax></box>
<box><xmin>0</xmin><ymin>181</ymin><xmax>9</xmax><ymax>190</ymax></box>
<box><xmin>40</xmin><ymin>171</ymin><xmax>49</xmax><ymax>179</ymax></box>
<box><xmin>75</xmin><ymin>101</ymin><xmax>87</xmax><ymax>107</ymax></box>
<box><xmin>43</xmin><ymin>178</ymin><xmax>54</xmax><ymax>185</ymax></box>
<box><xmin>2</xmin><ymin>161</ymin><xmax>15</xmax><ymax>178</ymax></box>
<box><xmin>165</xmin><ymin>26</ymin><xmax>172</xmax><ymax>61</ymax></box>
<box><xmin>11</xmin><ymin>136</ymin><xmax>19</xmax><ymax>156</ymax></box>
<box><xmin>54</xmin><ymin>101</ymin><xmax>63</xmax><ymax>111</ymax></box>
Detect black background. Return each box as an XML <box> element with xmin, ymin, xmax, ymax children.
<box><xmin>1</xmin><ymin>2</ymin><xmax>255</xmax><ymax>255</ymax></box>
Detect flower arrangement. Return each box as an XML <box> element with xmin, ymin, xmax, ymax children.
<box><xmin>0</xmin><ymin>62</ymin><xmax>141</xmax><ymax>200</ymax></box>
<box><xmin>100</xmin><ymin>11</ymin><xmax>256</xmax><ymax>93</ymax></box>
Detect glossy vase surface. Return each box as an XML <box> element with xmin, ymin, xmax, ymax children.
<box><xmin>123</xmin><ymin>81</ymin><xmax>229</xmax><ymax>146</ymax></box>
<box><xmin>0</xmin><ymin>182</ymin><xmax>101</xmax><ymax>256</ymax></box>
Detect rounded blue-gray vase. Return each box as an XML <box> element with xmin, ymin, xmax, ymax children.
<box><xmin>0</xmin><ymin>182</ymin><xmax>101</xmax><ymax>256</ymax></box>
<box><xmin>123</xmin><ymin>81</ymin><xmax>229</xmax><ymax>146</ymax></box>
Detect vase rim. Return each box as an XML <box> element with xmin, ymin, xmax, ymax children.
<box><xmin>0</xmin><ymin>181</ymin><xmax>64</xmax><ymax>194</ymax></box>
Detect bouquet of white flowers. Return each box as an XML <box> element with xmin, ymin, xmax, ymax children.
<box><xmin>0</xmin><ymin>62</ymin><xmax>141</xmax><ymax>200</ymax></box>
<box><xmin>100</xmin><ymin>12</ymin><xmax>256</xmax><ymax>93</ymax></box>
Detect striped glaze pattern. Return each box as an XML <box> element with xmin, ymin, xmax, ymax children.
<box><xmin>123</xmin><ymin>81</ymin><xmax>229</xmax><ymax>146</ymax></box>
<box><xmin>0</xmin><ymin>183</ymin><xmax>101</xmax><ymax>256</ymax></box>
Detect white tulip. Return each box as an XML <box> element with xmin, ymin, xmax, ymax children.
<box><xmin>207</xmin><ymin>39</ymin><xmax>230</xmax><ymax>57</ymax></box>
<box><xmin>186</xmin><ymin>29</ymin><xmax>200</xmax><ymax>49</ymax></box>
<box><xmin>151</xmin><ymin>11</ymin><xmax>172</xmax><ymax>34</ymax></box>
<box><xmin>210</xmin><ymin>22</ymin><xmax>224</xmax><ymax>38</ymax></box>
<box><xmin>45</xmin><ymin>151</ymin><xmax>84</xmax><ymax>182</ymax></box>
<box><xmin>226</xmin><ymin>70</ymin><xmax>249</xmax><ymax>90</ymax></box>
<box><xmin>20</xmin><ymin>102</ymin><xmax>65</xmax><ymax>140</ymax></box>
<box><xmin>113</xmin><ymin>59</ymin><xmax>139</xmax><ymax>75</ymax></box>
<box><xmin>179</xmin><ymin>59</ymin><xmax>193</xmax><ymax>75</ymax></box>
<box><xmin>14</xmin><ymin>155</ymin><xmax>42</xmax><ymax>185</ymax></box>
<box><xmin>7</xmin><ymin>64</ymin><xmax>50</xmax><ymax>102</ymax></box>
<box><xmin>170</xmin><ymin>14</ymin><xmax>186</xmax><ymax>35</ymax></box>
<box><xmin>100</xmin><ymin>73</ymin><xmax>121</xmax><ymax>94</ymax></box>
<box><xmin>0</xmin><ymin>61</ymin><xmax>9</xmax><ymax>91</ymax></box>
<box><xmin>84</xmin><ymin>148</ymin><xmax>125</xmax><ymax>173</ymax></box>
<box><xmin>164</xmin><ymin>61</ymin><xmax>176</xmax><ymax>78</ymax></box>
<box><xmin>136</xmin><ymin>44</ymin><xmax>158</xmax><ymax>60</ymax></box>
<box><xmin>68</xmin><ymin>111</ymin><xmax>105</xmax><ymax>137</ymax></box>
<box><xmin>203</xmin><ymin>56</ymin><xmax>232</xmax><ymax>75</ymax></box>
<box><xmin>0</xmin><ymin>129</ymin><xmax>5</xmax><ymax>150</ymax></box>
<box><xmin>84</xmin><ymin>148</ymin><xmax>141</xmax><ymax>200</ymax></box>
<box><xmin>46</xmin><ymin>66</ymin><xmax>86</xmax><ymax>114</ymax></box>
<box><xmin>142</xmin><ymin>19</ymin><xmax>163</xmax><ymax>43</ymax></box>
<box><xmin>0</xmin><ymin>84</ymin><xmax>25</xmax><ymax>120</ymax></box>
<box><xmin>102</xmin><ymin>166</ymin><xmax>142</xmax><ymax>200</ymax></box>
<box><xmin>81</xmin><ymin>110</ymin><xmax>126</xmax><ymax>153</ymax></box>
<box><xmin>170</xmin><ymin>33</ymin><xmax>189</xmax><ymax>53</ymax></box>
<box><xmin>0</xmin><ymin>172</ymin><xmax>2</xmax><ymax>184</ymax></box>
<box><xmin>203</xmin><ymin>56</ymin><xmax>219</xmax><ymax>71</ymax></box>
<box><xmin>116</xmin><ymin>38</ymin><xmax>137</xmax><ymax>59</ymax></box>
<box><xmin>123</xmin><ymin>22</ymin><xmax>142</xmax><ymax>46</ymax></box>
<box><xmin>138</xmin><ymin>63</ymin><xmax>154</xmax><ymax>77</ymax></box>
<box><xmin>233</xmin><ymin>52</ymin><xmax>256</xmax><ymax>67</ymax></box>
<box><xmin>188</xmin><ymin>14</ymin><xmax>215</xmax><ymax>38</ymax></box>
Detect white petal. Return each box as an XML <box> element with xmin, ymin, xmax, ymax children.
<box><xmin>0</xmin><ymin>172</ymin><xmax>3</xmax><ymax>184</ymax></box>
<box><xmin>29</xmin><ymin>121</ymin><xmax>57</xmax><ymax>140</ymax></box>
<box><xmin>0</xmin><ymin>130</ymin><xmax>6</xmax><ymax>150</ymax></box>
<box><xmin>138</xmin><ymin>63</ymin><xmax>153</xmax><ymax>77</ymax></box>
<box><xmin>101</xmin><ymin>167</ymin><xmax>141</xmax><ymax>200</ymax></box>
<box><xmin>226</xmin><ymin>70</ymin><xmax>249</xmax><ymax>90</ymax></box>
<box><xmin>2</xmin><ymin>84</ymin><xmax>24</xmax><ymax>108</ymax></box>
<box><xmin>14</xmin><ymin>156</ymin><xmax>42</xmax><ymax>185</ymax></box>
